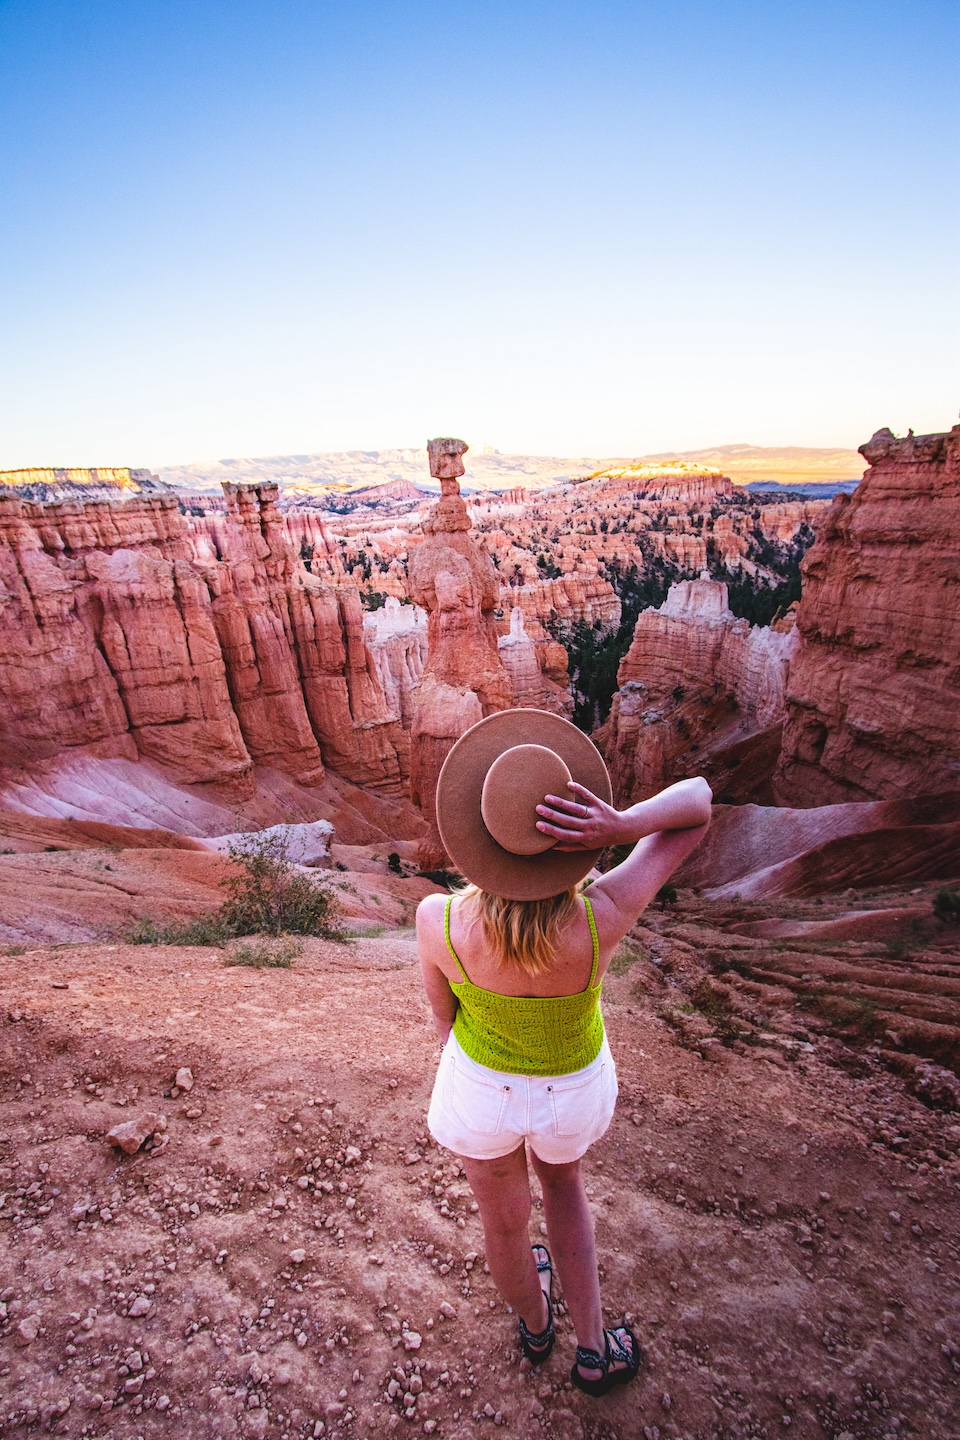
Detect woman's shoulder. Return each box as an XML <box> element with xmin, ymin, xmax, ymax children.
<box><xmin>416</xmin><ymin>890</ymin><xmax>450</xmax><ymax>930</ymax></box>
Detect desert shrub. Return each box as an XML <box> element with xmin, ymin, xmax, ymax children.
<box><xmin>933</xmin><ymin>888</ymin><xmax>960</xmax><ymax>923</ymax></box>
<box><xmin>656</xmin><ymin>882</ymin><xmax>678</xmax><ymax>907</ymax></box>
<box><xmin>609</xmin><ymin>939</ymin><xmax>647</xmax><ymax>976</ymax></box>
<box><xmin>224</xmin><ymin>937</ymin><xmax>301</xmax><ymax>969</ymax></box>
<box><xmin>419</xmin><ymin>869</ymin><xmax>462</xmax><ymax>890</ymax></box>
<box><xmin>387</xmin><ymin>851</ymin><xmax>404</xmax><ymax>875</ymax></box>
<box><xmin>219</xmin><ymin>833</ymin><xmax>342</xmax><ymax>938</ymax></box>
<box><xmin>123</xmin><ymin>831</ymin><xmax>341</xmax><ymax>945</ymax></box>
<box><xmin>124</xmin><ymin>915</ymin><xmax>233</xmax><ymax>946</ymax></box>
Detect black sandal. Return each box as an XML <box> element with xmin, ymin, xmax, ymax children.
<box><xmin>518</xmin><ymin>1244</ymin><xmax>554</xmax><ymax>1364</ymax></box>
<box><xmin>571</xmin><ymin>1325</ymin><xmax>640</xmax><ymax>1396</ymax></box>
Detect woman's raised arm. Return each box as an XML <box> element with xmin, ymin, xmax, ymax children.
<box><xmin>536</xmin><ymin>776</ymin><xmax>713</xmax><ymax>939</ymax></box>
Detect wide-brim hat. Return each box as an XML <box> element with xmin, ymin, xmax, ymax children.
<box><xmin>436</xmin><ymin>708</ymin><xmax>612</xmax><ymax>901</ymax></box>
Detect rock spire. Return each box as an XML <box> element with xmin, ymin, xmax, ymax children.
<box><xmin>408</xmin><ymin>438</ymin><xmax>513</xmax><ymax>869</ymax></box>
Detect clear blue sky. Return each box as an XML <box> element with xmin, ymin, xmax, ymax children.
<box><xmin>1</xmin><ymin>0</ymin><xmax>958</xmax><ymax>466</ymax></box>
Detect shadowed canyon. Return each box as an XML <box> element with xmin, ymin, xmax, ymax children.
<box><xmin>1</xmin><ymin>423</ymin><xmax>958</xmax><ymax>1440</ymax></box>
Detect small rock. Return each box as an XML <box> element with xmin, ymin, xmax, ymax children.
<box><xmin>155</xmin><ymin>1395</ymin><xmax>170</xmax><ymax>1412</ymax></box>
<box><xmin>402</xmin><ymin>1331</ymin><xmax>423</xmax><ymax>1351</ymax></box>
<box><xmin>70</xmin><ymin>1197</ymin><xmax>96</xmax><ymax>1222</ymax></box>
<box><xmin>344</xmin><ymin>1146</ymin><xmax>362</xmax><ymax>1165</ymax></box>
<box><xmin>184</xmin><ymin>1107</ymin><xmax>203</xmax><ymax>1120</ymax></box>
<box><xmin>438</xmin><ymin>1301</ymin><xmax>456</xmax><ymax>1319</ymax></box>
<box><xmin>175</xmin><ymin>1067</ymin><xmax>194</xmax><ymax>1092</ymax></box>
<box><xmin>661</xmin><ymin>1392</ymin><xmax>671</xmax><ymax>1410</ymax></box>
<box><xmin>290</xmin><ymin>1248</ymin><xmax>307</xmax><ymax>1265</ymax></box>
<box><xmin>106</xmin><ymin>1112</ymin><xmax>166</xmax><ymax>1156</ymax></box>
<box><xmin>127</xmin><ymin>1296</ymin><xmax>151</xmax><ymax>1317</ymax></box>
<box><xmin>17</xmin><ymin>1314</ymin><xmax>41</xmax><ymax>1343</ymax></box>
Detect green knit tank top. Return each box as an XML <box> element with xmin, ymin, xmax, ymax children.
<box><xmin>445</xmin><ymin>894</ymin><xmax>605</xmax><ymax>1077</ymax></box>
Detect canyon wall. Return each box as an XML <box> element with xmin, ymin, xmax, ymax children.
<box><xmin>597</xmin><ymin>574</ymin><xmax>797</xmax><ymax>805</ymax></box>
<box><xmin>363</xmin><ymin>597</ymin><xmax>429</xmax><ymax>728</ymax></box>
<box><xmin>774</xmin><ymin>424</ymin><xmax>960</xmax><ymax>805</ymax></box>
<box><xmin>497</xmin><ymin>606</ymin><xmax>572</xmax><ymax>715</ymax></box>
<box><xmin>0</xmin><ymin>484</ymin><xmax>409</xmax><ymax>797</ymax></box>
<box><xmin>500</xmin><ymin>573</ymin><xmax>621</xmax><ymax>637</ymax></box>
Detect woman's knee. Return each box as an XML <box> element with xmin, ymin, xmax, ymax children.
<box><xmin>531</xmin><ymin>1154</ymin><xmax>584</xmax><ymax>1195</ymax></box>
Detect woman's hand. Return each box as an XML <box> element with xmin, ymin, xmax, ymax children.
<box><xmin>535</xmin><ymin>782</ymin><xmax>626</xmax><ymax>852</ymax></box>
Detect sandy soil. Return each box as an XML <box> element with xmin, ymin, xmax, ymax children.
<box><xmin>1</xmin><ymin>916</ymin><xmax>959</xmax><ymax>1440</ymax></box>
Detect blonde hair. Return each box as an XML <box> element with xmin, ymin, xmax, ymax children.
<box><xmin>458</xmin><ymin>882</ymin><xmax>583</xmax><ymax>976</ymax></box>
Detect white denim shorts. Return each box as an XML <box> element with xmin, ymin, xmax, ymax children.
<box><xmin>427</xmin><ymin>1031</ymin><xmax>618</xmax><ymax>1164</ymax></box>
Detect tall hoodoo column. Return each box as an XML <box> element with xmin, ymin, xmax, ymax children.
<box><xmin>408</xmin><ymin>438</ymin><xmax>513</xmax><ymax>870</ymax></box>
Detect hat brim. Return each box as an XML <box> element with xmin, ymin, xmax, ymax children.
<box><xmin>436</xmin><ymin>709</ymin><xmax>612</xmax><ymax>901</ymax></box>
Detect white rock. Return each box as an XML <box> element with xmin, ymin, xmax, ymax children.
<box><xmin>203</xmin><ymin>820</ymin><xmax>334</xmax><ymax>868</ymax></box>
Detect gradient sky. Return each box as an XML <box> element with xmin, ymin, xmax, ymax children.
<box><xmin>1</xmin><ymin>0</ymin><xmax>958</xmax><ymax>467</ymax></box>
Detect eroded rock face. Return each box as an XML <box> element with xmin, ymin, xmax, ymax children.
<box><xmin>363</xmin><ymin>598</ymin><xmax>429</xmax><ymax>728</ymax></box>
<box><xmin>497</xmin><ymin>607</ymin><xmax>571</xmax><ymax>715</ymax></box>
<box><xmin>597</xmin><ymin>574</ymin><xmax>797</xmax><ymax>804</ymax></box>
<box><xmin>774</xmin><ymin>424</ymin><xmax>960</xmax><ymax>805</ymax></box>
<box><xmin>502</xmin><ymin>573</ymin><xmax>621</xmax><ymax>637</ymax></box>
<box><xmin>408</xmin><ymin>441</ymin><xmax>513</xmax><ymax>868</ymax></box>
<box><xmin>0</xmin><ymin>486</ymin><xmax>408</xmax><ymax>795</ymax></box>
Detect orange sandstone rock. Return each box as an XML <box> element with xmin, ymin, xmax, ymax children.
<box><xmin>408</xmin><ymin>442</ymin><xmax>513</xmax><ymax>868</ymax></box>
<box><xmin>598</xmin><ymin>574</ymin><xmax>796</xmax><ymax>804</ymax></box>
<box><xmin>775</xmin><ymin>424</ymin><xmax>960</xmax><ymax>805</ymax></box>
<box><xmin>0</xmin><ymin>484</ymin><xmax>409</xmax><ymax>798</ymax></box>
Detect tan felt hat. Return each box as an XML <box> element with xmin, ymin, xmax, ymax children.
<box><xmin>436</xmin><ymin>708</ymin><xmax>612</xmax><ymax>900</ymax></box>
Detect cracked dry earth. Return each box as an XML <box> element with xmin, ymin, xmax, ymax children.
<box><xmin>1</xmin><ymin>920</ymin><xmax>959</xmax><ymax>1440</ymax></box>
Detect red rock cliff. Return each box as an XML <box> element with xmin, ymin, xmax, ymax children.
<box><xmin>597</xmin><ymin>574</ymin><xmax>797</xmax><ymax>805</ymax></box>
<box><xmin>0</xmin><ymin>485</ymin><xmax>408</xmax><ymax>795</ymax></box>
<box><xmin>774</xmin><ymin>424</ymin><xmax>960</xmax><ymax>805</ymax></box>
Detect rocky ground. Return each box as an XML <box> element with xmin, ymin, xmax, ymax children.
<box><xmin>1</xmin><ymin>887</ymin><xmax>959</xmax><ymax>1440</ymax></box>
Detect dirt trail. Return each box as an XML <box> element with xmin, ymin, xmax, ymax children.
<box><xmin>1</xmin><ymin>931</ymin><xmax>959</xmax><ymax>1440</ymax></box>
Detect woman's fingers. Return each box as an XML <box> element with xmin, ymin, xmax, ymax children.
<box><xmin>566</xmin><ymin>781</ymin><xmax>600</xmax><ymax>804</ymax></box>
<box><xmin>539</xmin><ymin>793</ymin><xmax>587</xmax><ymax>816</ymax></box>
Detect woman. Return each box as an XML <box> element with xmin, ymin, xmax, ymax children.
<box><xmin>417</xmin><ymin>710</ymin><xmax>711</xmax><ymax>1396</ymax></box>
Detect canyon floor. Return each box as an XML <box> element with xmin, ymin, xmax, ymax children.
<box><xmin>2</xmin><ymin>884</ymin><xmax>959</xmax><ymax>1440</ymax></box>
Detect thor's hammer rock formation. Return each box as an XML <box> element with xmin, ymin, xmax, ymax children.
<box><xmin>408</xmin><ymin>438</ymin><xmax>513</xmax><ymax>869</ymax></box>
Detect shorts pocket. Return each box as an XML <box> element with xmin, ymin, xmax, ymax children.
<box><xmin>448</xmin><ymin>1055</ymin><xmax>511</xmax><ymax>1137</ymax></box>
<box><xmin>547</xmin><ymin>1063</ymin><xmax>605</xmax><ymax>1138</ymax></box>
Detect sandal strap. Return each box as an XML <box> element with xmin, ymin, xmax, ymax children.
<box><xmin>519</xmin><ymin>1315</ymin><xmax>554</xmax><ymax>1347</ymax></box>
<box><xmin>604</xmin><ymin>1328</ymin><xmax>633</xmax><ymax>1364</ymax></box>
<box><xmin>574</xmin><ymin>1343</ymin><xmax>606</xmax><ymax>1373</ymax></box>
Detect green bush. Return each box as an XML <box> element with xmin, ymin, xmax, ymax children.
<box><xmin>933</xmin><ymin>888</ymin><xmax>960</xmax><ymax>923</ymax></box>
<box><xmin>124</xmin><ymin>914</ymin><xmax>233</xmax><ymax>946</ymax></box>
<box><xmin>419</xmin><ymin>868</ymin><xmax>462</xmax><ymax>890</ymax></box>
<box><xmin>224</xmin><ymin>937</ymin><xmax>301</xmax><ymax>969</ymax></box>
<box><xmin>124</xmin><ymin>831</ymin><xmax>342</xmax><ymax>946</ymax></box>
<box><xmin>219</xmin><ymin>833</ymin><xmax>342</xmax><ymax>937</ymax></box>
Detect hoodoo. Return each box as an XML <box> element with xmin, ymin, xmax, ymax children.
<box><xmin>408</xmin><ymin>439</ymin><xmax>513</xmax><ymax>869</ymax></box>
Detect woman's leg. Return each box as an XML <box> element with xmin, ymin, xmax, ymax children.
<box><xmin>529</xmin><ymin>1152</ymin><xmax>635</xmax><ymax>1379</ymax></box>
<box><xmin>460</xmin><ymin>1145</ymin><xmax>550</xmax><ymax>1337</ymax></box>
